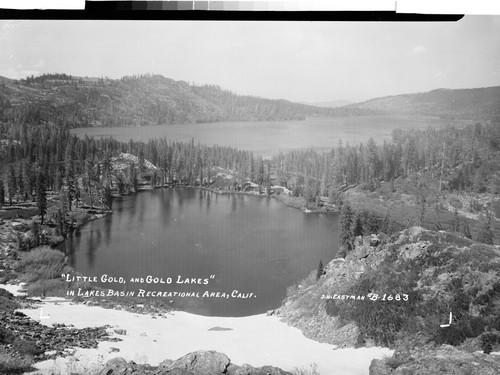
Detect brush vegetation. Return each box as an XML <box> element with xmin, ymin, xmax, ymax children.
<box><xmin>325</xmin><ymin>228</ymin><xmax>500</xmax><ymax>350</ymax></box>
<box><xmin>15</xmin><ymin>246</ymin><xmax>69</xmax><ymax>297</ymax></box>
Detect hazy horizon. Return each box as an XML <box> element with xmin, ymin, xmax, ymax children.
<box><xmin>1</xmin><ymin>16</ymin><xmax>499</xmax><ymax>103</ymax></box>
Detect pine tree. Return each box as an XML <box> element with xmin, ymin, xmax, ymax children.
<box><xmin>451</xmin><ymin>208</ymin><xmax>460</xmax><ymax>232</ymax></box>
<box><xmin>257</xmin><ymin>158</ymin><xmax>265</xmax><ymax>185</ymax></box>
<box><xmin>363</xmin><ymin>210</ymin><xmax>380</xmax><ymax>235</ymax></box>
<box><xmin>16</xmin><ymin>164</ymin><xmax>25</xmax><ymax>202</ymax></box>
<box><xmin>56</xmin><ymin>209</ymin><xmax>64</xmax><ymax>237</ymax></box>
<box><xmin>460</xmin><ymin>219</ymin><xmax>472</xmax><ymax>239</ymax></box>
<box><xmin>35</xmin><ymin>169</ymin><xmax>47</xmax><ymax>225</ymax></box>
<box><xmin>481</xmin><ymin>333</ymin><xmax>496</xmax><ymax>355</ymax></box>
<box><xmin>104</xmin><ymin>184</ymin><xmax>113</xmax><ymax>210</ymax></box>
<box><xmin>316</xmin><ymin>260</ymin><xmax>325</xmax><ymax>281</ymax></box>
<box><xmin>138</xmin><ymin>148</ymin><xmax>145</xmax><ymax>177</ymax></box>
<box><xmin>477</xmin><ymin>215</ymin><xmax>494</xmax><ymax>245</ymax></box>
<box><xmin>432</xmin><ymin>200</ymin><xmax>442</xmax><ymax>230</ymax></box>
<box><xmin>22</xmin><ymin>161</ymin><xmax>32</xmax><ymax>201</ymax></box>
<box><xmin>0</xmin><ymin>179</ymin><xmax>4</xmax><ymax>208</ymax></box>
<box><xmin>117</xmin><ymin>177</ymin><xmax>126</xmax><ymax>196</ymax></box>
<box><xmin>31</xmin><ymin>220</ymin><xmax>40</xmax><ymax>248</ymax></box>
<box><xmin>353</xmin><ymin>214</ymin><xmax>364</xmax><ymax>237</ymax></box>
<box><xmin>54</xmin><ymin>169</ymin><xmax>62</xmax><ymax>192</ymax></box>
<box><xmin>85</xmin><ymin>158</ymin><xmax>95</xmax><ymax>208</ymax></box>
<box><xmin>16</xmin><ymin>232</ymin><xmax>27</xmax><ymax>251</ymax></box>
<box><xmin>64</xmin><ymin>143</ymin><xmax>75</xmax><ymax>211</ymax></box>
<box><xmin>58</xmin><ymin>189</ymin><xmax>68</xmax><ymax>237</ymax></box>
<box><xmin>151</xmin><ymin>170</ymin><xmax>157</xmax><ymax>188</ymax></box>
<box><xmin>7</xmin><ymin>164</ymin><xmax>17</xmax><ymax>205</ymax></box>
<box><xmin>417</xmin><ymin>194</ymin><xmax>427</xmax><ymax>226</ymax></box>
<box><xmin>128</xmin><ymin>163</ymin><xmax>138</xmax><ymax>192</ymax></box>
<box><xmin>101</xmin><ymin>152</ymin><xmax>113</xmax><ymax>187</ymax></box>
<box><xmin>339</xmin><ymin>200</ymin><xmax>354</xmax><ymax>257</ymax></box>
<box><xmin>74</xmin><ymin>180</ymin><xmax>81</xmax><ymax>208</ymax></box>
<box><xmin>380</xmin><ymin>210</ymin><xmax>392</xmax><ymax>234</ymax></box>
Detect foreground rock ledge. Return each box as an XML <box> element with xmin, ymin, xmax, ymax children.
<box><xmin>99</xmin><ymin>350</ymin><xmax>292</xmax><ymax>375</ymax></box>
<box><xmin>369</xmin><ymin>345</ymin><xmax>500</xmax><ymax>375</ymax></box>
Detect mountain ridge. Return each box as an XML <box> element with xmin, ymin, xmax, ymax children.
<box><xmin>1</xmin><ymin>74</ymin><xmax>498</xmax><ymax>127</ymax></box>
<box><xmin>348</xmin><ymin>86</ymin><xmax>500</xmax><ymax>120</ymax></box>
<box><xmin>0</xmin><ymin>73</ymin><xmax>369</xmax><ymax>128</ymax></box>
<box><xmin>302</xmin><ymin>99</ymin><xmax>354</xmax><ymax>108</ymax></box>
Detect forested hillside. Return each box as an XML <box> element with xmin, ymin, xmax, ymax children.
<box><xmin>273</xmin><ymin>122</ymin><xmax>500</xmax><ymax>199</ymax></box>
<box><xmin>349</xmin><ymin>86</ymin><xmax>500</xmax><ymax>120</ymax></box>
<box><xmin>0</xmin><ymin>73</ymin><xmax>370</xmax><ymax>128</ymax></box>
<box><xmin>272</xmin><ymin>121</ymin><xmax>500</xmax><ymax>244</ymax></box>
<box><xmin>1</xmin><ymin>74</ymin><xmax>499</xmax><ymax>249</ymax></box>
<box><xmin>2</xmin><ymin>118</ymin><xmax>499</xmax><ymax>246</ymax></box>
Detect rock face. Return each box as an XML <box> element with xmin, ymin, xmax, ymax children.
<box><xmin>98</xmin><ymin>351</ymin><xmax>292</xmax><ymax>375</ymax></box>
<box><xmin>277</xmin><ymin>232</ymin><xmax>390</xmax><ymax>346</ymax></box>
<box><xmin>0</xmin><ymin>309</ymin><xmax>112</xmax><ymax>361</ymax></box>
<box><xmin>112</xmin><ymin>153</ymin><xmax>157</xmax><ymax>172</ymax></box>
<box><xmin>369</xmin><ymin>345</ymin><xmax>500</xmax><ymax>375</ymax></box>
<box><xmin>278</xmin><ymin>226</ymin><xmax>500</xmax><ymax>350</ymax></box>
<box><xmin>159</xmin><ymin>351</ymin><xmax>230</xmax><ymax>374</ymax></box>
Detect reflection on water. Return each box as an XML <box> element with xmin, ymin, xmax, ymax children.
<box><xmin>60</xmin><ymin>188</ymin><xmax>339</xmax><ymax>317</ymax></box>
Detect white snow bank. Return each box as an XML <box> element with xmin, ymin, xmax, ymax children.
<box><xmin>0</xmin><ymin>282</ymin><xmax>27</xmax><ymax>296</ymax></box>
<box><xmin>0</xmin><ymin>285</ymin><xmax>392</xmax><ymax>374</ymax></box>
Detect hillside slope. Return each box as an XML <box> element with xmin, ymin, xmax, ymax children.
<box><xmin>278</xmin><ymin>227</ymin><xmax>500</xmax><ymax>352</ymax></box>
<box><xmin>349</xmin><ymin>86</ymin><xmax>500</xmax><ymax>120</ymax></box>
<box><xmin>0</xmin><ymin>73</ymin><xmax>370</xmax><ymax>128</ymax></box>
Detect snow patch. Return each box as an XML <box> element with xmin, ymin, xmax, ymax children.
<box><xmin>0</xmin><ymin>283</ymin><xmax>27</xmax><ymax>296</ymax></box>
<box><xmin>8</xmin><ymin>296</ymin><xmax>392</xmax><ymax>375</ymax></box>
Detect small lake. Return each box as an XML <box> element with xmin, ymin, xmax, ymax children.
<box><xmin>71</xmin><ymin>116</ymin><xmax>461</xmax><ymax>157</ymax></box>
<box><xmin>60</xmin><ymin>188</ymin><xmax>339</xmax><ymax>317</ymax></box>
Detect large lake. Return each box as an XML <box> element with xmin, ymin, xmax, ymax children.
<box><xmin>60</xmin><ymin>188</ymin><xmax>339</xmax><ymax>317</ymax></box>
<box><xmin>71</xmin><ymin>116</ymin><xmax>461</xmax><ymax>157</ymax></box>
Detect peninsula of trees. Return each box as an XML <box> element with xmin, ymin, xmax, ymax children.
<box><xmin>0</xmin><ymin>74</ymin><xmax>499</xmax><ymax>251</ymax></box>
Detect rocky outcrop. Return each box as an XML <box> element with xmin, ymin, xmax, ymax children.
<box><xmin>0</xmin><ymin>309</ymin><xmax>114</xmax><ymax>361</ymax></box>
<box><xmin>369</xmin><ymin>345</ymin><xmax>500</xmax><ymax>375</ymax></box>
<box><xmin>278</xmin><ymin>226</ymin><xmax>500</xmax><ymax>350</ymax></box>
<box><xmin>111</xmin><ymin>153</ymin><xmax>157</xmax><ymax>172</ymax></box>
<box><xmin>158</xmin><ymin>351</ymin><xmax>230</xmax><ymax>374</ymax></box>
<box><xmin>277</xmin><ymin>231</ymin><xmax>390</xmax><ymax>346</ymax></box>
<box><xmin>98</xmin><ymin>350</ymin><xmax>292</xmax><ymax>375</ymax></box>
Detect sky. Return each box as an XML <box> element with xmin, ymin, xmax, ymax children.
<box><xmin>0</xmin><ymin>17</ymin><xmax>499</xmax><ymax>103</ymax></box>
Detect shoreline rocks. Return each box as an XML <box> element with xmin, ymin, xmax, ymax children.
<box><xmin>98</xmin><ymin>350</ymin><xmax>292</xmax><ymax>375</ymax></box>
<box><xmin>369</xmin><ymin>345</ymin><xmax>500</xmax><ymax>375</ymax></box>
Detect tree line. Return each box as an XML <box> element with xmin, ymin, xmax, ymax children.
<box><xmin>273</xmin><ymin>122</ymin><xmax>500</xmax><ymax>202</ymax></box>
<box><xmin>0</xmin><ymin>120</ymin><xmax>264</xmax><ymax>212</ymax></box>
<box><xmin>1</xmin><ymin>114</ymin><xmax>498</xmax><ymax>250</ymax></box>
<box><xmin>1</xmin><ymin>73</ymin><xmax>371</xmax><ymax>129</ymax></box>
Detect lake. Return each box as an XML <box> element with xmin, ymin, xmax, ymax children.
<box><xmin>71</xmin><ymin>115</ymin><xmax>461</xmax><ymax>157</ymax></box>
<box><xmin>59</xmin><ymin>188</ymin><xmax>339</xmax><ymax>317</ymax></box>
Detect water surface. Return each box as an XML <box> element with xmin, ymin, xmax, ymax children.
<box><xmin>72</xmin><ymin>116</ymin><xmax>460</xmax><ymax>157</ymax></box>
<box><xmin>61</xmin><ymin>188</ymin><xmax>339</xmax><ymax>316</ymax></box>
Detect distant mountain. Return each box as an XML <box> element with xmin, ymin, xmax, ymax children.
<box><xmin>349</xmin><ymin>86</ymin><xmax>500</xmax><ymax>120</ymax></box>
<box><xmin>309</xmin><ymin>99</ymin><xmax>354</xmax><ymax>108</ymax></box>
<box><xmin>0</xmin><ymin>73</ymin><xmax>371</xmax><ymax>128</ymax></box>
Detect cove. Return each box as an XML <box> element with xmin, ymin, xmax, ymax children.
<box><xmin>59</xmin><ymin>188</ymin><xmax>339</xmax><ymax>317</ymax></box>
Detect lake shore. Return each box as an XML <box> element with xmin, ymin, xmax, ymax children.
<box><xmin>194</xmin><ymin>185</ymin><xmax>335</xmax><ymax>214</ymax></box>
<box><xmin>0</xmin><ymin>183</ymin><xmax>332</xmax><ymax>315</ymax></box>
<box><xmin>1</xmin><ymin>284</ymin><xmax>392</xmax><ymax>375</ymax></box>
